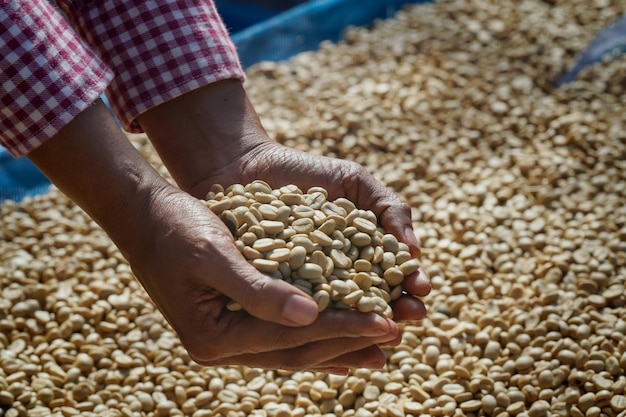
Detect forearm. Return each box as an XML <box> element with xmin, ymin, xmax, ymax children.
<box><xmin>28</xmin><ymin>100</ymin><xmax>169</xmax><ymax>260</ymax></box>
<box><xmin>137</xmin><ymin>79</ymin><xmax>270</xmax><ymax>194</ymax></box>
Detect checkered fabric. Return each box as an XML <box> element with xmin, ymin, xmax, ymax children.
<box><xmin>1</xmin><ymin>0</ymin><xmax>245</xmax><ymax>158</ymax></box>
<box><xmin>0</xmin><ymin>0</ymin><xmax>114</xmax><ymax>157</ymax></box>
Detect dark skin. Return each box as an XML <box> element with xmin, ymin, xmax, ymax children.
<box><xmin>29</xmin><ymin>79</ymin><xmax>430</xmax><ymax>374</ymax></box>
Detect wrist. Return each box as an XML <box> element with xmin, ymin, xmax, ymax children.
<box><xmin>137</xmin><ymin>79</ymin><xmax>272</xmax><ymax>195</ymax></box>
<box><xmin>28</xmin><ymin>100</ymin><xmax>171</xmax><ymax>260</ymax></box>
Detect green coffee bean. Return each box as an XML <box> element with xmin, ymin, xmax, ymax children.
<box><xmin>354</xmin><ymin>259</ymin><xmax>372</xmax><ymax>272</ymax></box>
<box><xmin>298</xmin><ymin>263</ymin><xmax>324</xmax><ymax>280</ymax></box>
<box><xmin>258</xmin><ymin>204</ymin><xmax>279</xmax><ymax>220</ymax></box>
<box><xmin>252</xmin><ymin>259</ymin><xmax>279</xmax><ymax>273</ymax></box>
<box><xmin>266</xmin><ymin>248</ymin><xmax>291</xmax><ymax>263</ymax></box>
<box><xmin>208</xmin><ymin>198</ymin><xmax>231</xmax><ymax>215</ymax></box>
<box><xmin>318</xmin><ymin>219</ymin><xmax>336</xmax><ymax>235</ymax></box>
<box><xmin>314</xmin><ymin>290</ymin><xmax>331</xmax><ymax>311</ymax></box>
<box><xmin>243</xmin><ymin>246</ymin><xmax>263</xmax><ymax>260</ymax></box>
<box><xmin>330</xmin><ymin>279</ymin><xmax>351</xmax><ymax>296</ymax></box>
<box><xmin>292</xmin><ymin>218</ymin><xmax>315</xmax><ymax>234</ymax></box>
<box><xmin>334</xmin><ymin>198</ymin><xmax>356</xmax><ymax>213</ymax></box>
<box><xmin>383</xmin><ymin>267</ymin><xmax>404</xmax><ymax>286</ymax></box>
<box><xmin>343</xmin><ymin>289</ymin><xmax>364</xmax><ymax>306</ymax></box>
<box><xmin>357</xmin><ymin>296</ymin><xmax>377</xmax><ymax>313</ymax></box>
<box><xmin>252</xmin><ymin>238</ymin><xmax>276</xmax><ymax>252</ymax></box>
<box><xmin>353</xmin><ymin>217</ymin><xmax>377</xmax><ymax>235</ymax></box>
<box><xmin>350</xmin><ymin>232</ymin><xmax>372</xmax><ymax>247</ymax></box>
<box><xmin>399</xmin><ymin>258</ymin><xmax>420</xmax><ymax>276</ymax></box>
<box><xmin>289</xmin><ymin>246</ymin><xmax>307</xmax><ymax>270</ymax></box>
<box><xmin>310</xmin><ymin>230</ymin><xmax>333</xmax><ymax>246</ymax></box>
<box><xmin>260</xmin><ymin>220</ymin><xmax>285</xmax><ymax>235</ymax></box>
<box><xmin>353</xmin><ymin>272</ymin><xmax>372</xmax><ymax>291</ymax></box>
<box><xmin>305</xmin><ymin>191</ymin><xmax>327</xmax><ymax>209</ymax></box>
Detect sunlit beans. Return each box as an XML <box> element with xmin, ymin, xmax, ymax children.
<box><xmin>205</xmin><ymin>181</ymin><xmax>421</xmax><ymax>318</ymax></box>
<box><xmin>1</xmin><ymin>1</ymin><xmax>624</xmax><ymax>415</ymax></box>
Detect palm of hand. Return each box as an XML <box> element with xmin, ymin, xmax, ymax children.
<box><xmin>188</xmin><ymin>140</ymin><xmax>431</xmax><ymax>316</ymax></box>
<box><xmin>132</xmin><ymin>141</ymin><xmax>429</xmax><ymax>372</ymax></box>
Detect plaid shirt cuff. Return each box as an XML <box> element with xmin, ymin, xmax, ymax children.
<box><xmin>57</xmin><ymin>0</ymin><xmax>245</xmax><ymax>133</ymax></box>
<box><xmin>0</xmin><ymin>0</ymin><xmax>114</xmax><ymax>157</ymax></box>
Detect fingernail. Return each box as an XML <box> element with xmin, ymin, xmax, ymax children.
<box><xmin>283</xmin><ymin>294</ymin><xmax>318</xmax><ymax>326</ymax></box>
<box><xmin>418</xmin><ymin>267</ymin><xmax>432</xmax><ymax>295</ymax></box>
<box><xmin>403</xmin><ymin>226</ymin><xmax>421</xmax><ymax>256</ymax></box>
<box><xmin>325</xmin><ymin>368</ymin><xmax>349</xmax><ymax>375</ymax></box>
<box><xmin>363</xmin><ymin>358</ymin><xmax>386</xmax><ymax>369</ymax></box>
<box><xmin>363</xmin><ymin>315</ymin><xmax>393</xmax><ymax>337</ymax></box>
<box><xmin>378</xmin><ymin>334</ymin><xmax>402</xmax><ymax>347</ymax></box>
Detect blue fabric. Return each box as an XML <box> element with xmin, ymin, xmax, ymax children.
<box><xmin>0</xmin><ymin>149</ymin><xmax>50</xmax><ymax>203</ymax></box>
<box><xmin>556</xmin><ymin>14</ymin><xmax>626</xmax><ymax>87</ymax></box>
<box><xmin>216</xmin><ymin>0</ymin><xmax>309</xmax><ymax>33</ymax></box>
<box><xmin>232</xmin><ymin>0</ymin><xmax>431</xmax><ymax>68</ymax></box>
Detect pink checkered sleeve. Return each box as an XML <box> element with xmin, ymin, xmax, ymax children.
<box><xmin>56</xmin><ymin>0</ymin><xmax>246</xmax><ymax>133</ymax></box>
<box><xmin>0</xmin><ymin>0</ymin><xmax>114</xmax><ymax>157</ymax></box>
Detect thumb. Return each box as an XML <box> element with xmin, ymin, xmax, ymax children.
<box><xmin>217</xmin><ymin>250</ymin><xmax>320</xmax><ymax>327</ymax></box>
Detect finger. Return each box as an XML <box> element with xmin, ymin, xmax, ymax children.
<box><xmin>204</xmin><ymin>229</ymin><xmax>319</xmax><ymax>327</ymax></box>
<box><xmin>189</xmin><ymin>310</ymin><xmax>398</xmax><ymax>364</ymax></box>
<box><xmin>402</xmin><ymin>267</ymin><xmax>431</xmax><ymax>297</ymax></box>
<box><xmin>221</xmin><ymin>310</ymin><xmax>398</xmax><ymax>353</ymax></box>
<box><xmin>311</xmin><ymin>367</ymin><xmax>350</xmax><ymax>375</ymax></box>
<box><xmin>309</xmin><ymin>345</ymin><xmax>389</xmax><ymax>370</ymax></box>
<box><xmin>200</xmin><ymin>334</ymin><xmax>393</xmax><ymax>370</ymax></box>
<box><xmin>378</xmin><ymin>333</ymin><xmax>402</xmax><ymax>348</ymax></box>
<box><xmin>390</xmin><ymin>295</ymin><xmax>428</xmax><ymax>322</ymax></box>
<box><xmin>379</xmin><ymin>203</ymin><xmax>422</xmax><ymax>257</ymax></box>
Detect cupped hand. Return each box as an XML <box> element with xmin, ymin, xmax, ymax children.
<box><xmin>126</xmin><ymin>184</ymin><xmax>402</xmax><ymax>373</ymax></box>
<box><xmin>184</xmin><ymin>140</ymin><xmax>431</xmax><ymax>322</ymax></box>
<box><xmin>136</xmin><ymin>80</ymin><xmax>430</xmax><ymax>371</ymax></box>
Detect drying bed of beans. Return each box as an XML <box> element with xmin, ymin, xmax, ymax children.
<box><xmin>1</xmin><ymin>0</ymin><xmax>626</xmax><ymax>416</ymax></box>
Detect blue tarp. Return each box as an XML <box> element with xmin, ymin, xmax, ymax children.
<box><xmin>216</xmin><ymin>0</ymin><xmax>309</xmax><ymax>33</ymax></box>
<box><xmin>555</xmin><ymin>15</ymin><xmax>626</xmax><ymax>87</ymax></box>
<box><xmin>1</xmin><ymin>1</ymin><xmax>625</xmax><ymax>203</ymax></box>
<box><xmin>0</xmin><ymin>152</ymin><xmax>50</xmax><ymax>203</ymax></box>
<box><xmin>231</xmin><ymin>0</ymin><xmax>430</xmax><ymax>68</ymax></box>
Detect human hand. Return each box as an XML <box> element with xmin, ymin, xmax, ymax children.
<box><xmin>28</xmin><ymin>100</ymin><xmax>401</xmax><ymax>373</ymax></box>
<box><xmin>138</xmin><ymin>80</ymin><xmax>431</xmax><ymax>324</ymax></box>
<box><xmin>137</xmin><ymin>80</ymin><xmax>431</xmax><ymax>370</ymax></box>
<box><xmin>186</xmin><ymin>141</ymin><xmax>431</xmax><ymax>323</ymax></box>
<box><xmin>126</xmin><ymin>185</ymin><xmax>402</xmax><ymax>372</ymax></box>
